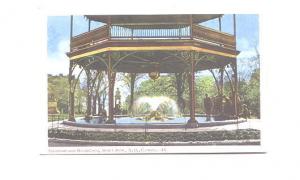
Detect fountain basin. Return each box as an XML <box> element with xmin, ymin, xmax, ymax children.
<box><xmin>62</xmin><ymin>117</ymin><xmax>245</xmax><ymax>129</ymax></box>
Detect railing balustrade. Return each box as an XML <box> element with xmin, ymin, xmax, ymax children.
<box><xmin>70</xmin><ymin>24</ymin><xmax>236</xmax><ymax>51</ymax></box>
<box><xmin>71</xmin><ymin>25</ymin><xmax>109</xmax><ymax>50</ymax></box>
<box><xmin>192</xmin><ymin>24</ymin><xmax>236</xmax><ymax>48</ymax></box>
<box><xmin>110</xmin><ymin>24</ymin><xmax>191</xmax><ymax>39</ymax></box>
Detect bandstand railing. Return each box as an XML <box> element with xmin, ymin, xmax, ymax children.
<box><xmin>192</xmin><ymin>25</ymin><xmax>236</xmax><ymax>49</ymax></box>
<box><xmin>110</xmin><ymin>24</ymin><xmax>191</xmax><ymax>39</ymax></box>
<box><xmin>71</xmin><ymin>25</ymin><xmax>109</xmax><ymax>50</ymax></box>
<box><xmin>70</xmin><ymin>24</ymin><xmax>236</xmax><ymax>51</ymax></box>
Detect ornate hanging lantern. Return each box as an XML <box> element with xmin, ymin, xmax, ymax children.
<box><xmin>148</xmin><ymin>71</ymin><xmax>160</xmax><ymax>80</ymax></box>
<box><xmin>148</xmin><ymin>64</ymin><xmax>160</xmax><ymax>80</ymax></box>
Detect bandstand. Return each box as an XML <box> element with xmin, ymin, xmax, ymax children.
<box><xmin>66</xmin><ymin>14</ymin><xmax>239</xmax><ymax>128</ymax></box>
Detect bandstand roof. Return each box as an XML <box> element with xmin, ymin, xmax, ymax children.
<box><xmin>69</xmin><ymin>14</ymin><xmax>237</xmax><ymax>73</ymax></box>
<box><xmin>85</xmin><ymin>14</ymin><xmax>222</xmax><ymax>24</ymax></box>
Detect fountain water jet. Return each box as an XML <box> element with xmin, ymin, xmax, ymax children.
<box><xmin>132</xmin><ymin>96</ymin><xmax>179</xmax><ymax>121</ymax></box>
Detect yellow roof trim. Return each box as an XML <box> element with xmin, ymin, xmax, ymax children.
<box><xmin>70</xmin><ymin>46</ymin><xmax>236</xmax><ymax>60</ymax></box>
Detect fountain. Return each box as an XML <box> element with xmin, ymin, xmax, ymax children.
<box><xmin>132</xmin><ymin>96</ymin><xmax>179</xmax><ymax>121</ymax></box>
<box><xmin>63</xmin><ymin>96</ymin><xmax>246</xmax><ymax>128</ymax></box>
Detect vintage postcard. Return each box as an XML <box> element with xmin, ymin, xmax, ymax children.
<box><xmin>47</xmin><ymin>14</ymin><xmax>261</xmax><ymax>154</ymax></box>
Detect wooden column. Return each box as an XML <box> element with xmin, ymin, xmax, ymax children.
<box><xmin>107</xmin><ymin>53</ymin><xmax>116</xmax><ymax>123</ymax></box>
<box><xmin>189</xmin><ymin>15</ymin><xmax>193</xmax><ymax>39</ymax></box>
<box><xmin>233</xmin><ymin>61</ymin><xmax>238</xmax><ymax>118</ymax></box>
<box><xmin>68</xmin><ymin>15</ymin><xmax>75</xmax><ymax>121</ymax></box>
<box><xmin>70</xmin><ymin>15</ymin><xmax>73</xmax><ymax>39</ymax></box>
<box><xmin>218</xmin><ymin>16</ymin><xmax>222</xmax><ymax>47</ymax></box>
<box><xmin>97</xmin><ymin>96</ymin><xmax>102</xmax><ymax>116</ymax></box>
<box><xmin>233</xmin><ymin>14</ymin><xmax>238</xmax><ymax>118</ymax></box>
<box><xmin>68</xmin><ymin>63</ymin><xmax>75</xmax><ymax>121</ymax></box>
<box><xmin>220</xmin><ymin>66</ymin><xmax>224</xmax><ymax>96</ymax></box>
<box><xmin>233</xmin><ymin>14</ymin><xmax>236</xmax><ymax>36</ymax></box>
<box><xmin>88</xmin><ymin>19</ymin><xmax>91</xmax><ymax>32</ymax></box>
<box><xmin>85</xmin><ymin>69</ymin><xmax>92</xmax><ymax>119</ymax></box>
<box><xmin>108</xmin><ymin>16</ymin><xmax>111</xmax><ymax>40</ymax></box>
<box><xmin>190</xmin><ymin>60</ymin><xmax>196</xmax><ymax>121</ymax></box>
<box><xmin>218</xmin><ymin>17</ymin><xmax>222</xmax><ymax>31</ymax></box>
<box><xmin>92</xmin><ymin>95</ymin><xmax>97</xmax><ymax>115</ymax></box>
<box><xmin>187</xmin><ymin>58</ymin><xmax>198</xmax><ymax>128</ymax></box>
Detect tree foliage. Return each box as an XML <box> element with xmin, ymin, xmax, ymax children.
<box><xmin>195</xmin><ymin>76</ymin><xmax>218</xmax><ymax>113</ymax></box>
<box><xmin>48</xmin><ymin>74</ymin><xmax>85</xmax><ymax>114</ymax></box>
<box><xmin>240</xmin><ymin>68</ymin><xmax>260</xmax><ymax>117</ymax></box>
<box><xmin>136</xmin><ymin>76</ymin><xmax>177</xmax><ymax>98</ymax></box>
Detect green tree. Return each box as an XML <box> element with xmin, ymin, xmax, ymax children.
<box><xmin>136</xmin><ymin>75</ymin><xmax>177</xmax><ymax>98</ymax></box>
<box><xmin>242</xmin><ymin>68</ymin><xmax>260</xmax><ymax>118</ymax></box>
<box><xmin>194</xmin><ymin>76</ymin><xmax>218</xmax><ymax>113</ymax></box>
<box><xmin>48</xmin><ymin>74</ymin><xmax>85</xmax><ymax>114</ymax></box>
